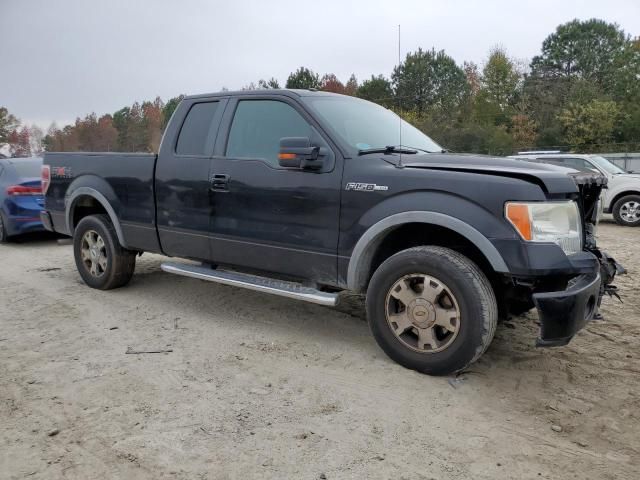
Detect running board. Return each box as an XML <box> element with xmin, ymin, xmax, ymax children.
<box><xmin>161</xmin><ymin>262</ymin><xmax>339</xmax><ymax>307</ymax></box>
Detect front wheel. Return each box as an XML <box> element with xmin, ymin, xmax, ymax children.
<box><xmin>612</xmin><ymin>195</ymin><xmax>640</xmax><ymax>226</ymax></box>
<box><xmin>73</xmin><ymin>214</ymin><xmax>136</xmax><ymax>290</ymax></box>
<box><xmin>366</xmin><ymin>246</ymin><xmax>497</xmax><ymax>376</ymax></box>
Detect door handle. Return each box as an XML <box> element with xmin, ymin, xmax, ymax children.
<box><xmin>210</xmin><ymin>173</ymin><xmax>229</xmax><ymax>191</ymax></box>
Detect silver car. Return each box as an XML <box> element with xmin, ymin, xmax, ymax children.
<box><xmin>511</xmin><ymin>153</ymin><xmax>640</xmax><ymax>227</ymax></box>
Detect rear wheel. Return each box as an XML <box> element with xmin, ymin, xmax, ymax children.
<box><xmin>612</xmin><ymin>194</ymin><xmax>640</xmax><ymax>226</ymax></box>
<box><xmin>73</xmin><ymin>214</ymin><xmax>136</xmax><ymax>290</ymax></box>
<box><xmin>366</xmin><ymin>246</ymin><xmax>497</xmax><ymax>376</ymax></box>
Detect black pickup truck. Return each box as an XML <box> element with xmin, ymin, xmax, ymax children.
<box><xmin>41</xmin><ymin>89</ymin><xmax>622</xmax><ymax>375</ymax></box>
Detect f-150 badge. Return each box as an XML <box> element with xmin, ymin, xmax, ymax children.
<box><xmin>345</xmin><ymin>182</ymin><xmax>388</xmax><ymax>192</ymax></box>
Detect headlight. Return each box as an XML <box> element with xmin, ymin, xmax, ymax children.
<box><xmin>505</xmin><ymin>201</ymin><xmax>582</xmax><ymax>255</ymax></box>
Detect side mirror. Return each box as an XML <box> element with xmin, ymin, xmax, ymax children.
<box><xmin>278</xmin><ymin>137</ymin><xmax>323</xmax><ymax>170</ymax></box>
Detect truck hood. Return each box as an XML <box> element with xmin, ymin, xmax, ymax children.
<box><xmin>385</xmin><ymin>152</ymin><xmax>606</xmax><ymax>194</ymax></box>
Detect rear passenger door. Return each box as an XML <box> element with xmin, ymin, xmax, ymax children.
<box><xmin>207</xmin><ymin>96</ymin><xmax>342</xmax><ymax>284</ymax></box>
<box><xmin>155</xmin><ymin>98</ymin><xmax>227</xmax><ymax>260</ymax></box>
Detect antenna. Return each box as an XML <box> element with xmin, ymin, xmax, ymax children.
<box><xmin>398</xmin><ymin>24</ymin><xmax>403</xmax><ymax>168</ymax></box>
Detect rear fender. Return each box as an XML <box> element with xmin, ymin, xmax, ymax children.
<box><xmin>65</xmin><ymin>176</ymin><xmax>127</xmax><ymax>248</ymax></box>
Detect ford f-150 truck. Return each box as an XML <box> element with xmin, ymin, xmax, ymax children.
<box><xmin>41</xmin><ymin>89</ymin><xmax>622</xmax><ymax>375</ymax></box>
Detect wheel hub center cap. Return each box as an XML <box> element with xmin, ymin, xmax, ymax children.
<box><xmin>408</xmin><ymin>298</ymin><xmax>436</xmax><ymax>328</ymax></box>
<box><xmin>90</xmin><ymin>247</ymin><xmax>98</xmax><ymax>258</ymax></box>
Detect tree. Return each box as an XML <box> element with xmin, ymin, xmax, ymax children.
<box><xmin>320</xmin><ymin>73</ymin><xmax>345</xmax><ymax>93</ymax></box>
<box><xmin>357</xmin><ymin>75</ymin><xmax>394</xmax><ymax>106</ymax></box>
<box><xmin>531</xmin><ymin>19</ymin><xmax>629</xmax><ymax>87</ymax></box>
<box><xmin>258</xmin><ymin>77</ymin><xmax>280</xmax><ymax>89</ymax></box>
<box><xmin>142</xmin><ymin>97</ymin><xmax>164</xmax><ymax>151</ymax></box>
<box><xmin>481</xmin><ymin>47</ymin><xmax>520</xmax><ymax>112</ymax></box>
<box><xmin>472</xmin><ymin>47</ymin><xmax>521</xmax><ymax>127</ymax></box>
<box><xmin>0</xmin><ymin>107</ymin><xmax>19</xmax><ymax>144</ymax></box>
<box><xmin>8</xmin><ymin>127</ymin><xmax>31</xmax><ymax>157</ymax></box>
<box><xmin>162</xmin><ymin>95</ymin><xmax>185</xmax><ymax>129</ymax></box>
<box><xmin>558</xmin><ymin>99</ymin><xmax>621</xmax><ymax>149</ymax></box>
<box><xmin>285</xmin><ymin>67</ymin><xmax>321</xmax><ymax>89</ymax></box>
<box><xmin>392</xmin><ymin>48</ymin><xmax>468</xmax><ymax>116</ymax></box>
<box><xmin>344</xmin><ymin>74</ymin><xmax>358</xmax><ymax>96</ymax></box>
<box><xmin>510</xmin><ymin>114</ymin><xmax>537</xmax><ymax>151</ymax></box>
<box><xmin>29</xmin><ymin>125</ymin><xmax>44</xmax><ymax>156</ymax></box>
<box><xmin>463</xmin><ymin>61</ymin><xmax>481</xmax><ymax>97</ymax></box>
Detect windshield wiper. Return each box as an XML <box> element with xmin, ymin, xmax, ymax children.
<box><xmin>405</xmin><ymin>146</ymin><xmax>446</xmax><ymax>154</ymax></box>
<box><xmin>358</xmin><ymin>145</ymin><xmax>418</xmax><ymax>156</ymax></box>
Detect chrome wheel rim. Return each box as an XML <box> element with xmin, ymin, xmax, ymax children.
<box><xmin>81</xmin><ymin>230</ymin><xmax>107</xmax><ymax>277</ymax></box>
<box><xmin>385</xmin><ymin>273</ymin><xmax>461</xmax><ymax>353</ymax></box>
<box><xmin>620</xmin><ymin>201</ymin><xmax>640</xmax><ymax>222</ymax></box>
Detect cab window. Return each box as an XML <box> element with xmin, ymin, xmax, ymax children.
<box><xmin>226</xmin><ymin>100</ymin><xmax>312</xmax><ymax>166</ymax></box>
<box><xmin>176</xmin><ymin>101</ymin><xmax>220</xmax><ymax>156</ymax></box>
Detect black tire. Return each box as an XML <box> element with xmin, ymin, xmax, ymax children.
<box><xmin>366</xmin><ymin>246</ymin><xmax>497</xmax><ymax>376</ymax></box>
<box><xmin>612</xmin><ymin>194</ymin><xmax>640</xmax><ymax>226</ymax></box>
<box><xmin>73</xmin><ymin>214</ymin><xmax>136</xmax><ymax>290</ymax></box>
<box><xmin>0</xmin><ymin>211</ymin><xmax>8</xmax><ymax>243</ymax></box>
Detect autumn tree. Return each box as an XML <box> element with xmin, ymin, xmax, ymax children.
<box><xmin>344</xmin><ymin>74</ymin><xmax>358</xmax><ymax>96</ymax></box>
<box><xmin>510</xmin><ymin>114</ymin><xmax>537</xmax><ymax>151</ymax></box>
<box><xmin>320</xmin><ymin>73</ymin><xmax>345</xmax><ymax>93</ymax></box>
<box><xmin>0</xmin><ymin>107</ymin><xmax>19</xmax><ymax>144</ymax></box>
<box><xmin>142</xmin><ymin>97</ymin><xmax>164</xmax><ymax>151</ymax></box>
<box><xmin>8</xmin><ymin>127</ymin><xmax>31</xmax><ymax>157</ymax></box>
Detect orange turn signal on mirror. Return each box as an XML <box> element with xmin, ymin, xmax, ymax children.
<box><xmin>505</xmin><ymin>203</ymin><xmax>532</xmax><ymax>240</ymax></box>
<box><xmin>278</xmin><ymin>153</ymin><xmax>297</xmax><ymax>160</ymax></box>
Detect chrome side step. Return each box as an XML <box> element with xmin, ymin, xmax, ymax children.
<box><xmin>161</xmin><ymin>262</ymin><xmax>339</xmax><ymax>307</ymax></box>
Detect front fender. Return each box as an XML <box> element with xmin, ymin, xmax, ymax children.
<box><xmin>346</xmin><ymin>210</ymin><xmax>510</xmax><ymax>292</ymax></box>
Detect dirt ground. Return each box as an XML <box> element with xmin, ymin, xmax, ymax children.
<box><xmin>1</xmin><ymin>218</ymin><xmax>639</xmax><ymax>480</ymax></box>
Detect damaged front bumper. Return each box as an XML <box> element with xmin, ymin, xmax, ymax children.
<box><xmin>532</xmin><ymin>250</ymin><xmax>623</xmax><ymax>347</ymax></box>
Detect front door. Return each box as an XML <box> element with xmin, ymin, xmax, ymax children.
<box><xmin>207</xmin><ymin>96</ymin><xmax>342</xmax><ymax>284</ymax></box>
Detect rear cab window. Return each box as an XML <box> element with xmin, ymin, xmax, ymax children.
<box><xmin>176</xmin><ymin>102</ymin><xmax>220</xmax><ymax>156</ymax></box>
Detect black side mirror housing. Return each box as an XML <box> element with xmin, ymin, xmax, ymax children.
<box><xmin>278</xmin><ymin>137</ymin><xmax>323</xmax><ymax>170</ymax></box>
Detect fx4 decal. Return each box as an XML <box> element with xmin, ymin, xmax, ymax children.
<box><xmin>345</xmin><ymin>182</ymin><xmax>388</xmax><ymax>192</ymax></box>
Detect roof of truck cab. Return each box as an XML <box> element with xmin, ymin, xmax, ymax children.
<box><xmin>184</xmin><ymin>89</ymin><xmax>345</xmax><ymax>100</ymax></box>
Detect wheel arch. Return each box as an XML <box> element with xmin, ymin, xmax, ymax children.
<box><xmin>346</xmin><ymin>211</ymin><xmax>509</xmax><ymax>293</ymax></box>
<box><xmin>65</xmin><ymin>186</ymin><xmax>127</xmax><ymax>248</ymax></box>
<box><xmin>609</xmin><ymin>190</ymin><xmax>640</xmax><ymax>211</ymax></box>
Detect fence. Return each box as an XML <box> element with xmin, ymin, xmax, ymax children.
<box><xmin>602</xmin><ymin>153</ymin><xmax>640</xmax><ymax>173</ymax></box>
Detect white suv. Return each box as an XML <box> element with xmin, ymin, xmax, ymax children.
<box><xmin>512</xmin><ymin>153</ymin><xmax>640</xmax><ymax>227</ymax></box>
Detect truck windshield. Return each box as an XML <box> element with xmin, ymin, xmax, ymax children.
<box><xmin>304</xmin><ymin>96</ymin><xmax>443</xmax><ymax>154</ymax></box>
<box><xmin>590</xmin><ymin>156</ymin><xmax>626</xmax><ymax>175</ymax></box>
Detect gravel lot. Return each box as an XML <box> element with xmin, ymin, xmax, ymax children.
<box><xmin>1</xmin><ymin>218</ymin><xmax>639</xmax><ymax>480</ymax></box>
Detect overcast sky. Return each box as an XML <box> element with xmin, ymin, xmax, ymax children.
<box><xmin>1</xmin><ymin>0</ymin><xmax>639</xmax><ymax>129</ymax></box>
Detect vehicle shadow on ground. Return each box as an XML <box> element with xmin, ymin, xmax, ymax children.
<box><xmin>130</xmin><ymin>260</ymin><xmax>541</xmax><ymax>376</ymax></box>
<box><xmin>3</xmin><ymin>231</ymin><xmax>67</xmax><ymax>245</ymax></box>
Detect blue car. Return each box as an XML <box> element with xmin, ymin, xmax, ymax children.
<box><xmin>0</xmin><ymin>157</ymin><xmax>45</xmax><ymax>242</ymax></box>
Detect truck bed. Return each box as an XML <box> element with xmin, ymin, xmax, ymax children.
<box><xmin>44</xmin><ymin>152</ymin><xmax>159</xmax><ymax>252</ymax></box>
